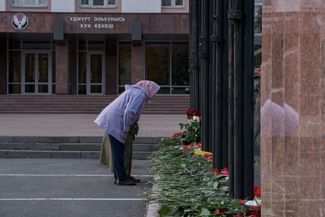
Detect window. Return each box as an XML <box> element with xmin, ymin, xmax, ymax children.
<box><xmin>12</xmin><ymin>0</ymin><xmax>48</xmax><ymax>7</ymax></box>
<box><xmin>146</xmin><ymin>43</ymin><xmax>170</xmax><ymax>94</ymax></box>
<box><xmin>162</xmin><ymin>0</ymin><xmax>183</xmax><ymax>7</ymax></box>
<box><xmin>145</xmin><ymin>42</ymin><xmax>189</xmax><ymax>94</ymax></box>
<box><xmin>172</xmin><ymin>43</ymin><xmax>189</xmax><ymax>94</ymax></box>
<box><xmin>81</xmin><ymin>0</ymin><xmax>116</xmax><ymax>7</ymax></box>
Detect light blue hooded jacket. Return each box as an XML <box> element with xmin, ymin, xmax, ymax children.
<box><xmin>94</xmin><ymin>85</ymin><xmax>149</xmax><ymax>143</ymax></box>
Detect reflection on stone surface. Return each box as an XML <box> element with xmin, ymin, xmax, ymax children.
<box><xmin>261</xmin><ymin>1</ymin><xmax>325</xmax><ymax>217</ymax></box>
<box><xmin>261</xmin><ymin>99</ymin><xmax>299</xmax><ymax>137</ymax></box>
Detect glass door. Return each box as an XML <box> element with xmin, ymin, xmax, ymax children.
<box><xmin>22</xmin><ymin>51</ymin><xmax>52</xmax><ymax>94</ymax></box>
<box><xmin>87</xmin><ymin>51</ymin><xmax>104</xmax><ymax>95</ymax></box>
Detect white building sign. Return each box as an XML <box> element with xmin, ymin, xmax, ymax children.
<box><xmin>69</xmin><ymin>16</ymin><xmax>125</xmax><ymax>29</ymax></box>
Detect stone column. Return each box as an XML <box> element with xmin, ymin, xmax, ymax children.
<box><xmin>261</xmin><ymin>1</ymin><xmax>325</xmax><ymax>216</ymax></box>
<box><xmin>106</xmin><ymin>40</ymin><xmax>117</xmax><ymax>95</ymax></box>
<box><xmin>131</xmin><ymin>43</ymin><xmax>145</xmax><ymax>83</ymax></box>
<box><xmin>55</xmin><ymin>40</ymin><xmax>69</xmax><ymax>94</ymax></box>
<box><xmin>69</xmin><ymin>36</ymin><xmax>77</xmax><ymax>95</ymax></box>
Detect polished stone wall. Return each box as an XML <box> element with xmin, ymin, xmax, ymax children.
<box><xmin>261</xmin><ymin>1</ymin><xmax>325</xmax><ymax>217</ymax></box>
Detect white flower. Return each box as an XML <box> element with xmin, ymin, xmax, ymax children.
<box><xmin>245</xmin><ymin>198</ymin><xmax>261</xmax><ymax>206</ymax></box>
<box><xmin>192</xmin><ymin>116</ymin><xmax>200</xmax><ymax>122</ymax></box>
<box><xmin>154</xmin><ymin>175</ymin><xmax>161</xmax><ymax>181</ymax></box>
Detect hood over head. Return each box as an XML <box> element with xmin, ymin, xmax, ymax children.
<box><xmin>131</xmin><ymin>80</ymin><xmax>160</xmax><ymax>99</ymax></box>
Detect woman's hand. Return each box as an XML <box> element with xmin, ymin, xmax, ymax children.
<box><xmin>123</xmin><ymin>132</ymin><xmax>128</xmax><ymax>140</ymax></box>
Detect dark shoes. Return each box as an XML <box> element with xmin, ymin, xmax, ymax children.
<box><xmin>128</xmin><ymin>176</ymin><xmax>141</xmax><ymax>183</ymax></box>
<box><xmin>113</xmin><ymin>176</ymin><xmax>141</xmax><ymax>185</ymax></box>
<box><xmin>116</xmin><ymin>179</ymin><xmax>136</xmax><ymax>186</ymax></box>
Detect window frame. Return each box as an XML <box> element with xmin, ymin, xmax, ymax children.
<box><xmin>145</xmin><ymin>41</ymin><xmax>189</xmax><ymax>95</ymax></box>
<box><xmin>80</xmin><ymin>0</ymin><xmax>116</xmax><ymax>8</ymax></box>
<box><xmin>11</xmin><ymin>0</ymin><xmax>48</xmax><ymax>8</ymax></box>
<box><xmin>162</xmin><ymin>0</ymin><xmax>184</xmax><ymax>8</ymax></box>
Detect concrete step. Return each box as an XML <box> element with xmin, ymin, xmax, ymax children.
<box><xmin>0</xmin><ymin>95</ymin><xmax>190</xmax><ymax>114</ymax></box>
<box><xmin>0</xmin><ymin>150</ymin><xmax>152</xmax><ymax>160</ymax></box>
<box><xmin>0</xmin><ymin>143</ymin><xmax>158</xmax><ymax>152</ymax></box>
<box><xmin>0</xmin><ymin>136</ymin><xmax>162</xmax><ymax>144</ymax></box>
<box><xmin>0</xmin><ymin>136</ymin><xmax>102</xmax><ymax>143</ymax></box>
<box><xmin>0</xmin><ymin>136</ymin><xmax>160</xmax><ymax>159</ymax></box>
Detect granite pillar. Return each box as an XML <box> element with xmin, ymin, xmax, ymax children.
<box><xmin>106</xmin><ymin>40</ymin><xmax>117</xmax><ymax>95</ymax></box>
<box><xmin>261</xmin><ymin>1</ymin><xmax>325</xmax><ymax>216</ymax></box>
<box><xmin>131</xmin><ymin>43</ymin><xmax>145</xmax><ymax>83</ymax></box>
<box><xmin>55</xmin><ymin>40</ymin><xmax>69</xmax><ymax>94</ymax></box>
<box><xmin>69</xmin><ymin>36</ymin><xmax>77</xmax><ymax>95</ymax></box>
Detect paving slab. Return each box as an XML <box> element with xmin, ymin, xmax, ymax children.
<box><xmin>0</xmin><ymin>114</ymin><xmax>186</xmax><ymax>137</ymax></box>
<box><xmin>0</xmin><ymin>200</ymin><xmax>147</xmax><ymax>217</ymax></box>
<box><xmin>0</xmin><ymin>159</ymin><xmax>152</xmax><ymax>217</ymax></box>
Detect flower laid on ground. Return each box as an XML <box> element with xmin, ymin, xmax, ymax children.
<box><xmin>147</xmin><ymin>144</ymin><xmax>247</xmax><ymax>217</ymax></box>
<box><xmin>193</xmin><ymin>149</ymin><xmax>211</xmax><ymax>156</ymax></box>
<box><xmin>171</xmin><ymin>131</ymin><xmax>185</xmax><ymax>139</ymax></box>
<box><xmin>180</xmin><ymin>142</ymin><xmax>202</xmax><ymax>151</ymax></box>
<box><xmin>220</xmin><ymin>168</ymin><xmax>229</xmax><ymax>176</ymax></box>
<box><xmin>240</xmin><ymin>186</ymin><xmax>261</xmax><ymax>216</ymax></box>
<box><xmin>147</xmin><ymin>108</ymin><xmax>260</xmax><ymax>216</ymax></box>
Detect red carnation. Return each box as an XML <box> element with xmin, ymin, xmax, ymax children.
<box><xmin>171</xmin><ymin>131</ymin><xmax>184</xmax><ymax>139</ymax></box>
<box><xmin>254</xmin><ymin>186</ymin><xmax>261</xmax><ymax>198</ymax></box>
<box><xmin>203</xmin><ymin>153</ymin><xmax>213</xmax><ymax>158</ymax></box>
<box><xmin>247</xmin><ymin>206</ymin><xmax>261</xmax><ymax>217</ymax></box>
<box><xmin>185</xmin><ymin>108</ymin><xmax>201</xmax><ymax>117</ymax></box>
<box><xmin>180</xmin><ymin>146</ymin><xmax>189</xmax><ymax>152</ymax></box>
<box><xmin>220</xmin><ymin>168</ymin><xmax>229</xmax><ymax>176</ymax></box>
<box><xmin>211</xmin><ymin>168</ymin><xmax>218</xmax><ymax>175</ymax></box>
<box><xmin>213</xmin><ymin>208</ymin><xmax>226</xmax><ymax>214</ymax></box>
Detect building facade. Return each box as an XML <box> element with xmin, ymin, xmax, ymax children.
<box><xmin>0</xmin><ymin>0</ymin><xmax>189</xmax><ymax>96</ymax></box>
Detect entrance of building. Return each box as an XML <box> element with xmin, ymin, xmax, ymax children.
<box><xmin>78</xmin><ymin>50</ymin><xmax>105</xmax><ymax>95</ymax></box>
<box><xmin>87</xmin><ymin>51</ymin><xmax>104</xmax><ymax>95</ymax></box>
<box><xmin>22</xmin><ymin>50</ymin><xmax>52</xmax><ymax>94</ymax></box>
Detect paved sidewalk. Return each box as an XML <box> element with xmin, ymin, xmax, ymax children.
<box><xmin>0</xmin><ymin>114</ymin><xmax>187</xmax><ymax>137</ymax></box>
<box><xmin>0</xmin><ymin>114</ymin><xmax>187</xmax><ymax>217</ymax></box>
<box><xmin>0</xmin><ymin>159</ymin><xmax>151</xmax><ymax>217</ymax></box>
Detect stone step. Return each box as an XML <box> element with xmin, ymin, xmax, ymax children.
<box><xmin>0</xmin><ymin>150</ymin><xmax>151</xmax><ymax>160</ymax></box>
<box><xmin>0</xmin><ymin>143</ymin><xmax>158</xmax><ymax>152</ymax></box>
<box><xmin>0</xmin><ymin>95</ymin><xmax>190</xmax><ymax>114</ymax></box>
<box><xmin>0</xmin><ymin>136</ymin><xmax>160</xmax><ymax>159</ymax></box>
<box><xmin>0</xmin><ymin>136</ymin><xmax>102</xmax><ymax>143</ymax></box>
<box><xmin>0</xmin><ymin>136</ymin><xmax>162</xmax><ymax>144</ymax></box>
